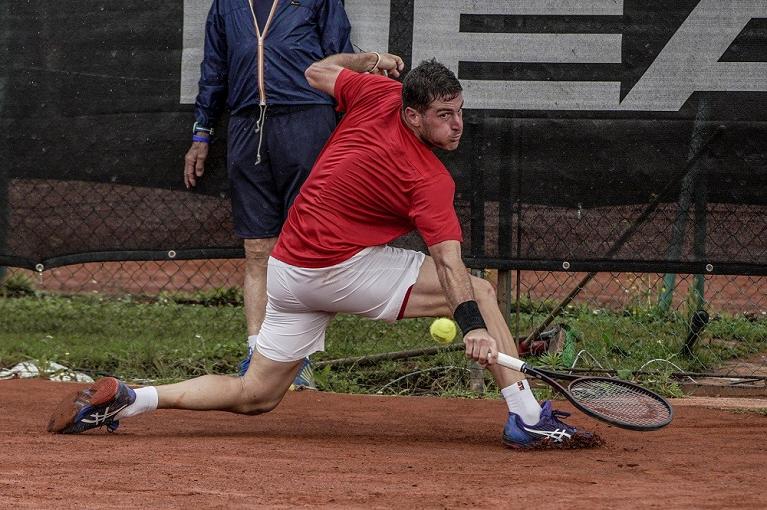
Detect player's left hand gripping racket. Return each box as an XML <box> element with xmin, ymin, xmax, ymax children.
<box><xmin>496</xmin><ymin>353</ymin><xmax>673</xmax><ymax>431</ymax></box>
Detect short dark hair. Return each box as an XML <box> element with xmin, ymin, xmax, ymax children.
<box><xmin>402</xmin><ymin>59</ymin><xmax>462</xmax><ymax>112</ymax></box>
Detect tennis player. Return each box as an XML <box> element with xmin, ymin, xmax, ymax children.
<box><xmin>48</xmin><ymin>53</ymin><xmax>597</xmax><ymax>449</ymax></box>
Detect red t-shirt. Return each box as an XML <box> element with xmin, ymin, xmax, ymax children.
<box><xmin>271</xmin><ymin>69</ymin><xmax>463</xmax><ymax>268</ymax></box>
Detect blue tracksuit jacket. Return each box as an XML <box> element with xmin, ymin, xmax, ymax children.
<box><xmin>194</xmin><ymin>0</ymin><xmax>353</xmax><ymax>128</ymax></box>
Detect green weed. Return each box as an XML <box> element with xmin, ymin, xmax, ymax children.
<box><xmin>728</xmin><ymin>408</ymin><xmax>767</xmax><ymax>417</ymax></box>
<box><xmin>1</xmin><ymin>272</ymin><xmax>36</xmax><ymax>297</ymax></box>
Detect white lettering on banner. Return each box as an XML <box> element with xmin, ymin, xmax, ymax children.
<box><xmin>413</xmin><ymin>0</ymin><xmax>623</xmax><ymax>110</ymax></box>
<box><xmin>619</xmin><ymin>0</ymin><xmax>767</xmax><ymax>111</ymax></box>
<box><xmin>415</xmin><ymin>0</ymin><xmax>767</xmax><ymax>111</ymax></box>
<box><xmin>180</xmin><ymin>0</ymin><xmax>767</xmax><ymax>111</ymax></box>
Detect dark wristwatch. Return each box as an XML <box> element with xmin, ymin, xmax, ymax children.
<box><xmin>192</xmin><ymin>121</ymin><xmax>214</xmax><ymax>136</ymax></box>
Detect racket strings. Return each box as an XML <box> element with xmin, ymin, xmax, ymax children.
<box><xmin>569</xmin><ymin>379</ymin><xmax>671</xmax><ymax>427</ymax></box>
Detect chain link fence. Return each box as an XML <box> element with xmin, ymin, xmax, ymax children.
<box><xmin>8</xmin><ymin>262</ymin><xmax>765</xmax><ymax>315</ymax></box>
<box><xmin>6</xmin><ymin>261</ymin><xmax>765</xmax><ymax>394</ymax></box>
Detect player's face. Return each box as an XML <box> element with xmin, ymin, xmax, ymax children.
<box><xmin>418</xmin><ymin>94</ymin><xmax>464</xmax><ymax>151</ymax></box>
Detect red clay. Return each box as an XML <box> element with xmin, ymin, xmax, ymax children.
<box><xmin>1</xmin><ymin>379</ymin><xmax>765</xmax><ymax>509</ymax></box>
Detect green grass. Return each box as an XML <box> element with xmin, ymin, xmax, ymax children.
<box><xmin>567</xmin><ymin>308</ymin><xmax>767</xmax><ymax>370</ymax></box>
<box><xmin>0</xmin><ymin>293</ymin><xmax>443</xmax><ymax>386</ymax></box>
<box><xmin>728</xmin><ymin>408</ymin><xmax>767</xmax><ymax>417</ymax></box>
<box><xmin>1</xmin><ymin>292</ymin><xmax>765</xmax><ymax>397</ymax></box>
<box><xmin>0</xmin><ymin>294</ymin><xmax>246</xmax><ymax>382</ymax></box>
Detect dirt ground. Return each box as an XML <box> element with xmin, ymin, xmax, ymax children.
<box><xmin>1</xmin><ymin>380</ymin><xmax>765</xmax><ymax>509</ymax></box>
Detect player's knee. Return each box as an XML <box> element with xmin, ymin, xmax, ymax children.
<box><xmin>230</xmin><ymin>376</ymin><xmax>286</xmax><ymax>415</ymax></box>
<box><xmin>234</xmin><ymin>395</ymin><xmax>282</xmax><ymax>416</ymax></box>
<box><xmin>472</xmin><ymin>277</ymin><xmax>496</xmax><ymax>302</ymax></box>
<box><xmin>240</xmin><ymin>400</ymin><xmax>280</xmax><ymax>416</ymax></box>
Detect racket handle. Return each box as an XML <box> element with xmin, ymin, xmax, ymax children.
<box><xmin>496</xmin><ymin>352</ymin><xmax>526</xmax><ymax>372</ymax></box>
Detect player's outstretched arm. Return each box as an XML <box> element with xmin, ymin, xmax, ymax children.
<box><xmin>428</xmin><ymin>240</ymin><xmax>498</xmax><ymax>367</ymax></box>
<box><xmin>427</xmin><ymin>240</ymin><xmax>473</xmax><ymax>311</ymax></box>
<box><xmin>305</xmin><ymin>51</ymin><xmax>404</xmax><ymax>97</ymax></box>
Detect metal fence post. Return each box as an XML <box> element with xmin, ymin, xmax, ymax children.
<box><xmin>469</xmin><ymin>269</ymin><xmax>486</xmax><ymax>394</ymax></box>
<box><xmin>0</xmin><ymin>68</ymin><xmax>7</xmax><ymax>282</ymax></box>
<box><xmin>496</xmin><ymin>269</ymin><xmax>513</xmax><ymax>325</ymax></box>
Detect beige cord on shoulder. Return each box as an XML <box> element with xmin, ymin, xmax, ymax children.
<box><xmin>246</xmin><ymin>0</ymin><xmax>280</xmax><ymax>164</ymax></box>
<box><xmin>246</xmin><ymin>0</ymin><xmax>280</xmax><ymax>106</ymax></box>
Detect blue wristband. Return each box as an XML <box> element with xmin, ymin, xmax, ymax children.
<box><xmin>192</xmin><ymin>135</ymin><xmax>210</xmax><ymax>143</ymax></box>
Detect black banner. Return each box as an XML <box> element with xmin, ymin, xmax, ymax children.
<box><xmin>2</xmin><ymin>1</ymin><xmax>766</xmax><ymax>274</ymax></box>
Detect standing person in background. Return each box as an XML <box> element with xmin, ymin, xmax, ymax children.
<box><xmin>183</xmin><ymin>0</ymin><xmax>353</xmax><ymax>388</ymax></box>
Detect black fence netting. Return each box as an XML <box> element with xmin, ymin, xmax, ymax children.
<box><xmin>1</xmin><ymin>1</ymin><xmax>766</xmax><ymax>275</ymax></box>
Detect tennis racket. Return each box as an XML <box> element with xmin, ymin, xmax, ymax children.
<box><xmin>496</xmin><ymin>352</ymin><xmax>673</xmax><ymax>431</ymax></box>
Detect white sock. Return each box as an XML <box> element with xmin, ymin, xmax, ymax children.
<box><xmin>501</xmin><ymin>380</ymin><xmax>542</xmax><ymax>425</ymax></box>
<box><xmin>115</xmin><ymin>386</ymin><xmax>159</xmax><ymax>420</ymax></box>
<box><xmin>247</xmin><ymin>334</ymin><xmax>258</xmax><ymax>350</ymax></box>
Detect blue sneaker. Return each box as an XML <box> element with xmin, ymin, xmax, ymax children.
<box><xmin>238</xmin><ymin>346</ymin><xmax>255</xmax><ymax>376</ymax></box>
<box><xmin>502</xmin><ymin>400</ymin><xmax>601</xmax><ymax>449</ymax></box>
<box><xmin>290</xmin><ymin>357</ymin><xmax>317</xmax><ymax>391</ymax></box>
<box><xmin>239</xmin><ymin>348</ymin><xmax>316</xmax><ymax>391</ymax></box>
<box><xmin>47</xmin><ymin>377</ymin><xmax>136</xmax><ymax>434</ymax></box>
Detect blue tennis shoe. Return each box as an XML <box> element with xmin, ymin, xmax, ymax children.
<box><xmin>238</xmin><ymin>346</ymin><xmax>255</xmax><ymax>376</ymax></box>
<box><xmin>290</xmin><ymin>357</ymin><xmax>316</xmax><ymax>391</ymax></box>
<box><xmin>239</xmin><ymin>348</ymin><xmax>317</xmax><ymax>391</ymax></box>
<box><xmin>48</xmin><ymin>377</ymin><xmax>136</xmax><ymax>434</ymax></box>
<box><xmin>502</xmin><ymin>400</ymin><xmax>601</xmax><ymax>449</ymax></box>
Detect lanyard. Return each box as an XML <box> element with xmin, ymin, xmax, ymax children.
<box><xmin>246</xmin><ymin>0</ymin><xmax>280</xmax><ymax>106</ymax></box>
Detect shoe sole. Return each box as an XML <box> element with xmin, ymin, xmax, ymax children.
<box><xmin>502</xmin><ymin>436</ymin><xmax>565</xmax><ymax>450</ymax></box>
<box><xmin>502</xmin><ymin>433</ymin><xmax>605</xmax><ymax>450</ymax></box>
<box><xmin>289</xmin><ymin>384</ymin><xmax>318</xmax><ymax>392</ymax></box>
<box><xmin>47</xmin><ymin>377</ymin><xmax>120</xmax><ymax>434</ymax></box>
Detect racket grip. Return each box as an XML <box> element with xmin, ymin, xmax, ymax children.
<box><xmin>496</xmin><ymin>352</ymin><xmax>525</xmax><ymax>372</ymax></box>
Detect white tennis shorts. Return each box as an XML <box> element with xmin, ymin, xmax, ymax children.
<box><xmin>257</xmin><ymin>245</ymin><xmax>426</xmax><ymax>362</ymax></box>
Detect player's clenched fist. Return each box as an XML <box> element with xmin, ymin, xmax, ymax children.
<box><xmin>463</xmin><ymin>328</ymin><xmax>498</xmax><ymax>367</ymax></box>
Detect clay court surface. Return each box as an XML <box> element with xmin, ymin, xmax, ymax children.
<box><xmin>1</xmin><ymin>380</ymin><xmax>765</xmax><ymax>509</ymax></box>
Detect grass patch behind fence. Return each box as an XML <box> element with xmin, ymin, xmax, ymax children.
<box><xmin>1</xmin><ymin>292</ymin><xmax>765</xmax><ymax>396</ymax></box>
<box><xmin>0</xmin><ymin>293</ymin><xmax>439</xmax><ymax>386</ymax></box>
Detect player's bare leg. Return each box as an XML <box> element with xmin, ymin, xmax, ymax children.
<box><xmin>402</xmin><ymin>256</ymin><xmax>524</xmax><ymax>388</ymax></box>
<box><xmin>157</xmin><ymin>353</ymin><xmax>301</xmax><ymax>414</ymax></box>
<box><xmin>241</xmin><ymin>238</ymin><xmax>315</xmax><ymax>387</ymax></box>
<box><xmin>48</xmin><ymin>354</ymin><xmax>302</xmax><ymax>434</ymax></box>
<box><xmin>402</xmin><ymin>256</ymin><xmax>598</xmax><ymax>449</ymax></box>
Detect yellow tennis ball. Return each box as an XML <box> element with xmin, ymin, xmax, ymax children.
<box><xmin>430</xmin><ymin>318</ymin><xmax>457</xmax><ymax>344</ymax></box>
